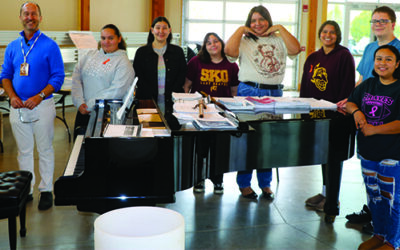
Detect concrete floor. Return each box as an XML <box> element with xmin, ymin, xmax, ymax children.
<box><xmin>0</xmin><ymin>106</ymin><xmax>372</xmax><ymax>249</ymax></box>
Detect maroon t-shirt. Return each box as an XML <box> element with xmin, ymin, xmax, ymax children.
<box><xmin>186</xmin><ymin>56</ymin><xmax>239</xmax><ymax>97</ymax></box>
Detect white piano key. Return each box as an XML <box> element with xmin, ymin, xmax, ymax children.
<box><xmin>64</xmin><ymin>135</ymin><xmax>84</xmax><ymax>176</ymax></box>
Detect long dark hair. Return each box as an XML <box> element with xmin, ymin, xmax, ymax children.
<box><xmin>147</xmin><ymin>16</ymin><xmax>173</xmax><ymax>45</ymax></box>
<box><xmin>100</xmin><ymin>24</ymin><xmax>127</xmax><ymax>50</ymax></box>
<box><xmin>244</xmin><ymin>5</ymin><xmax>273</xmax><ymax>41</ymax></box>
<box><xmin>318</xmin><ymin>20</ymin><xmax>342</xmax><ymax>46</ymax></box>
<box><xmin>197</xmin><ymin>32</ymin><xmax>226</xmax><ymax>63</ymax></box>
<box><xmin>372</xmin><ymin>45</ymin><xmax>400</xmax><ymax>79</ymax></box>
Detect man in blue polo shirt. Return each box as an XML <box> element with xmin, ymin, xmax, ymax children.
<box><xmin>0</xmin><ymin>1</ymin><xmax>64</xmax><ymax>210</ymax></box>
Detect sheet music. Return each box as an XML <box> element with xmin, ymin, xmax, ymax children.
<box><xmin>103</xmin><ymin>124</ymin><xmax>139</xmax><ymax>137</ymax></box>
<box><xmin>172</xmin><ymin>92</ymin><xmax>202</xmax><ymax>102</ymax></box>
<box><xmin>173</xmin><ymin>102</ymin><xmax>220</xmax><ymax>114</ymax></box>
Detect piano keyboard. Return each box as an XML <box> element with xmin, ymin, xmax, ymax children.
<box><xmin>64</xmin><ymin>135</ymin><xmax>84</xmax><ymax>176</ymax></box>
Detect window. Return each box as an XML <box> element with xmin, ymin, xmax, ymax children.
<box><xmin>182</xmin><ymin>0</ymin><xmax>301</xmax><ymax>90</ymax></box>
<box><xmin>327</xmin><ymin>1</ymin><xmax>400</xmax><ymax>77</ymax></box>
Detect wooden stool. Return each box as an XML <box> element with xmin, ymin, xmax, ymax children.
<box><xmin>0</xmin><ymin>171</ymin><xmax>32</xmax><ymax>250</ymax></box>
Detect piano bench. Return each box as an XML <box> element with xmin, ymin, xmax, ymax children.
<box><xmin>0</xmin><ymin>171</ymin><xmax>32</xmax><ymax>250</ymax></box>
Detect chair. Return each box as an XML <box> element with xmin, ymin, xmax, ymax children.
<box><xmin>0</xmin><ymin>171</ymin><xmax>32</xmax><ymax>250</ymax></box>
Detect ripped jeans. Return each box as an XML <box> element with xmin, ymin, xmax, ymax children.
<box><xmin>360</xmin><ymin>155</ymin><xmax>400</xmax><ymax>248</ymax></box>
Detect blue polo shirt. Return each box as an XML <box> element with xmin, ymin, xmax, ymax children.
<box><xmin>1</xmin><ymin>29</ymin><xmax>65</xmax><ymax>100</ymax></box>
<box><xmin>357</xmin><ymin>38</ymin><xmax>400</xmax><ymax>81</ymax></box>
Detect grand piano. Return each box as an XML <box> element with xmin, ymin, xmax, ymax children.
<box><xmin>54</xmin><ymin>98</ymin><xmax>355</xmax><ymax>219</ymax></box>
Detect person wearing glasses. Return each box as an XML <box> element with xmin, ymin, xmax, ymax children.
<box><xmin>356</xmin><ymin>6</ymin><xmax>400</xmax><ymax>86</ymax></box>
<box><xmin>225</xmin><ymin>5</ymin><xmax>301</xmax><ymax>200</ymax></box>
<box><xmin>0</xmin><ymin>2</ymin><xmax>65</xmax><ymax>210</ymax></box>
<box><xmin>344</xmin><ymin>6</ymin><xmax>400</xmax><ymax>234</ymax></box>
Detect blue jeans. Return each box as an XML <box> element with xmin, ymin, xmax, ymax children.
<box><xmin>236</xmin><ymin>82</ymin><xmax>283</xmax><ymax>189</ymax></box>
<box><xmin>360</xmin><ymin>155</ymin><xmax>400</xmax><ymax>248</ymax></box>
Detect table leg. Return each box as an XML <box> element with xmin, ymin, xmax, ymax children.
<box><xmin>55</xmin><ymin>93</ymin><xmax>71</xmax><ymax>143</ymax></box>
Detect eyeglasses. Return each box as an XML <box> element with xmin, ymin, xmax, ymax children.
<box><xmin>370</xmin><ymin>19</ymin><xmax>391</xmax><ymax>25</ymax></box>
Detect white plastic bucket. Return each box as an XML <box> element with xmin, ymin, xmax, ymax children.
<box><xmin>94</xmin><ymin>206</ymin><xmax>185</xmax><ymax>250</ymax></box>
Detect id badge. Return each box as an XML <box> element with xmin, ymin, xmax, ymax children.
<box><xmin>20</xmin><ymin>63</ymin><xmax>29</xmax><ymax>76</ymax></box>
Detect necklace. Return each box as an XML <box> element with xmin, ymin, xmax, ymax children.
<box><xmin>19</xmin><ymin>32</ymin><xmax>42</xmax><ymax>76</ymax></box>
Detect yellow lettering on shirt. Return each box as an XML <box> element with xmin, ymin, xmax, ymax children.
<box><xmin>199</xmin><ymin>69</ymin><xmax>230</xmax><ymax>92</ymax></box>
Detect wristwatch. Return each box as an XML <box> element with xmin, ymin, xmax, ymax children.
<box><xmin>39</xmin><ymin>92</ymin><xmax>46</xmax><ymax>99</ymax></box>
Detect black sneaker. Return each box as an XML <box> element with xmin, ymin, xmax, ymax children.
<box><xmin>345</xmin><ymin>204</ymin><xmax>371</xmax><ymax>223</ymax></box>
<box><xmin>193</xmin><ymin>181</ymin><xmax>205</xmax><ymax>193</ymax></box>
<box><xmin>38</xmin><ymin>192</ymin><xmax>53</xmax><ymax>210</ymax></box>
<box><xmin>362</xmin><ymin>222</ymin><xmax>374</xmax><ymax>235</ymax></box>
<box><xmin>213</xmin><ymin>184</ymin><xmax>224</xmax><ymax>194</ymax></box>
<box><xmin>27</xmin><ymin>194</ymin><xmax>33</xmax><ymax>202</ymax></box>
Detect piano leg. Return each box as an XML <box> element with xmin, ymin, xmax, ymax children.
<box><xmin>324</xmin><ymin>160</ymin><xmax>343</xmax><ymax>223</ymax></box>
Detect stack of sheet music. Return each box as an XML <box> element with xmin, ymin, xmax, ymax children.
<box><xmin>171</xmin><ymin>93</ymin><xmax>237</xmax><ymax>129</ymax></box>
<box><xmin>237</xmin><ymin>96</ymin><xmax>337</xmax><ymax>114</ymax></box>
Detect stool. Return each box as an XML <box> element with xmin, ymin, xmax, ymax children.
<box><xmin>0</xmin><ymin>171</ymin><xmax>32</xmax><ymax>250</ymax></box>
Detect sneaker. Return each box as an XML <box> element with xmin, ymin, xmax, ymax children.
<box><xmin>362</xmin><ymin>222</ymin><xmax>374</xmax><ymax>235</ymax></box>
<box><xmin>305</xmin><ymin>193</ymin><xmax>325</xmax><ymax>207</ymax></box>
<box><xmin>27</xmin><ymin>194</ymin><xmax>33</xmax><ymax>202</ymax></box>
<box><xmin>38</xmin><ymin>192</ymin><xmax>53</xmax><ymax>210</ymax></box>
<box><xmin>315</xmin><ymin>198</ymin><xmax>326</xmax><ymax>212</ymax></box>
<box><xmin>346</xmin><ymin>204</ymin><xmax>372</xmax><ymax>223</ymax></box>
<box><xmin>213</xmin><ymin>184</ymin><xmax>224</xmax><ymax>194</ymax></box>
<box><xmin>193</xmin><ymin>181</ymin><xmax>205</xmax><ymax>193</ymax></box>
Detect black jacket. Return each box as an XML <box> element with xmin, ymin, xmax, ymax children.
<box><xmin>133</xmin><ymin>43</ymin><xmax>187</xmax><ymax>104</ymax></box>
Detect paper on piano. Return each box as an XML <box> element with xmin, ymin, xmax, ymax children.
<box><xmin>173</xmin><ymin>102</ymin><xmax>220</xmax><ymax>114</ymax></box>
<box><xmin>172</xmin><ymin>92</ymin><xmax>202</xmax><ymax>102</ymax></box>
<box><xmin>172</xmin><ymin>112</ymin><xmax>226</xmax><ymax>124</ymax></box>
<box><xmin>300</xmin><ymin>98</ymin><xmax>337</xmax><ymax>110</ymax></box>
<box><xmin>216</xmin><ymin>97</ymin><xmax>255</xmax><ymax>111</ymax></box>
<box><xmin>244</xmin><ymin>96</ymin><xmax>275</xmax><ymax>113</ymax></box>
<box><xmin>138</xmin><ymin>114</ymin><xmax>162</xmax><ymax>123</ymax></box>
<box><xmin>272</xmin><ymin>97</ymin><xmax>311</xmax><ymax>109</ymax></box>
<box><xmin>103</xmin><ymin>124</ymin><xmax>139</xmax><ymax>137</ymax></box>
<box><xmin>192</xmin><ymin>117</ymin><xmax>237</xmax><ymax>130</ymax></box>
<box><xmin>140</xmin><ymin>128</ymin><xmax>171</xmax><ymax>137</ymax></box>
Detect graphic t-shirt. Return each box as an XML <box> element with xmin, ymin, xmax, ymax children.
<box><xmin>237</xmin><ymin>35</ymin><xmax>287</xmax><ymax>85</ymax></box>
<box><xmin>186</xmin><ymin>56</ymin><xmax>239</xmax><ymax>97</ymax></box>
<box><xmin>348</xmin><ymin>77</ymin><xmax>400</xmax><ymax>161</ymax></box>
<box><xmin>299</xmin><ymin>45</ymin><xmax>355</xmax><ymax>103</ymax></box>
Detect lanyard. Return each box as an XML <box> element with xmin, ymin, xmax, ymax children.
<box><xmin>20</xmin><ymin>32</ymin><xmax>42</xmax><ymax>63</ymax></box>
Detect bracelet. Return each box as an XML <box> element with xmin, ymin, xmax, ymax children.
<box><xmin>352</xmin><ymin>109</ymin><xmax>360</xmax><ymax>116</ymax></box>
